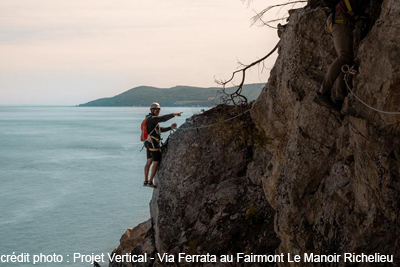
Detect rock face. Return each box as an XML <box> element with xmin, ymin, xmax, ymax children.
<box><xmin>150</xmin><ymin>106</ymin><xmax>279</xmax><ymax>260</ymax></box>
<box><xmin>110</xmin><ymin>220</ymin><xmax>155</xmax><ymax>267</ymax></box>
<box><xmin>110</xmin><ymin>106</ymin><xmax>280</xmax><ymax>266</ymax></box>
<box><xmin>252</xmin><ymin>0</ymin><xmax>400</xmax><ymax>263</ymax></box>
<box><xmin>110</xmin><ymin>0</ymin><xmax>400</xmax><ymax>266</ymax></box>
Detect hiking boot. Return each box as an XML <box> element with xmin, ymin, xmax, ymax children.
<box><xmin>147</xmin><ymin>181</ymin><xmax>156</xmax><ymax>188</ymax></box>
<box><xmin>314</xmin><ymin>93</ymin><xmax>341</xmax><ymax>111</ymax></box>
<box><xmin>340</xmin><ymin>97</ymin><xmax>361</xmax><ymax>118</ymax></box>
<box><xmin>341</xmin><ymin>105</ymin><xmax>360</xmax><ymax>118</ymax></box>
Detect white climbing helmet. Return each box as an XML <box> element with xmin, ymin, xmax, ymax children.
<box><xmin>150</xmin><ymin>102</ymin><xmax>161</xmax><ymax>109</ymax></box>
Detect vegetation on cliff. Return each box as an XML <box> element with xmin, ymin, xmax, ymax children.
<box><xmin>78</xmin><ymin>84</ymin><xmax>263</xmax><ymax>107</ymax></box>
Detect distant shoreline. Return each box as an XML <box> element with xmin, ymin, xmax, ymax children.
<box><xmin>78</xmin><ymin>84</ymin><xmax>264</xmax><ymax>107</ymax></box>
<box><xmin>0</xmin><ymin>105</ymin><xmax>210</xmax><ymax>108</ymax></box>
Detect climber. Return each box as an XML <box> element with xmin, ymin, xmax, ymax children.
<box><xmin>316</xmin><ymin>0</ymin><xmax>363</xmax><ymax>110</ymax></box>
<box><xmin>142</xmin><ymin>102</ymin><xmax>182</xmax><ymax>188</ymax></box>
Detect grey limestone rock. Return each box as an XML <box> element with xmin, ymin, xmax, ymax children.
<box><xmin>111</xmin><ymin>0</ymin><xmax>400</xmax><ymax>266</ymax></box>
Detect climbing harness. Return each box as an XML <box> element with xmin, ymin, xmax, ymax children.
<box><xmin>140</xmin><ymin>115</ymin><xmax>163</xmax><ymax>151</ymax></box>
<box><xmin>140</xmin><ymin>136</ymin><xmax>162</xmax><ymax>152</ymax></box>
<box><xmin>343</xmin><ymin>0</ymin><xmax>355</xmax><ymax>17</ymax></box>
<box><xmin>326</xmin><ymin>0</ymin><xmax>360</xmax><ymax>33</ymax></box>
<box><xmin>328</xmin><ymin>19</ymin><xmax>352</xmax><ymax>32</ymax></box>
<box><xmin>342</xmin><ymin>65</ymin><xmax>400</xmax><ymax>115</ymax></box>
<box><xmin>146</xmin><ymin>129</ymin><xmax>162</xmax><ymax>152</ymax></box>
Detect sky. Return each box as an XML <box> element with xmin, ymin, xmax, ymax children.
<box><xmin>0</xmin><ymin>0</ymin><xmax>305</xmax><ymax>105</ymax></box>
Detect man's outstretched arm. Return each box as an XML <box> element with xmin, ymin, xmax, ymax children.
<box><xmin>151</xmin><ymin>112</ymin><xmax>182</xmax><ymax>124</ymax></box>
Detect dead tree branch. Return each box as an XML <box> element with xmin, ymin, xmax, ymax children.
<box><xmin>257</xmin><ymin>16</ymin><xmax>290</xmax><ymax>29</ymax></box>
<box><xmin>214</xmin><ymin>1</ymin><xmax>306</xmax><ymax>106</ymax></box>
<box><xmin>215</xmin><ymin>43</ymin><xmax>279</xmax><ymax>106</ymax></box>
<box><xmin>251</xmin><ymin>1</ymin><xmax>307</xmax><ymax>26</ymax></box>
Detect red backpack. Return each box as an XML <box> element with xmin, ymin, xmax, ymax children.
<box><xmin>140</xmin><ymin>116</ymin><xmax>157</xmax><ymax>142</ymax></box>
<box><xmin>140</xmin><ymin>117</ymin><xmax>149</xmax><ymax>142</ymax></box>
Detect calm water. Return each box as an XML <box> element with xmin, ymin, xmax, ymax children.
<box><xmin>0</xmin><ymin>106</ymin><xmax>203</xmax><ymax>266</ymax></box>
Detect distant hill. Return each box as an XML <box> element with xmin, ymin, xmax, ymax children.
<box><xmin>78</xmin><ymin>84</ymin><xmax>264</xmax><ymax>107</ymax></box>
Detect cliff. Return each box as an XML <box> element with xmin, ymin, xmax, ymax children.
<box><xmin>110</xmin><ymin>105</ymin><xmax>280</xmax><ymax>266</ymax></box>
<box><xmin>252</xmin><ymin>0</ymin><xmax>400</xmax><ymax>260</ymax></box>
<box><xmin>110</xmin><ymin>0</ymin><xmax>400</xmax><ymax>266</ymax></box>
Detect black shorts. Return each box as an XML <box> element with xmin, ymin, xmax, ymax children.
<box><xmin>146</xmin><ymin>148</ymin><xmax>162</xmax><ymax>162</ymax></box>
